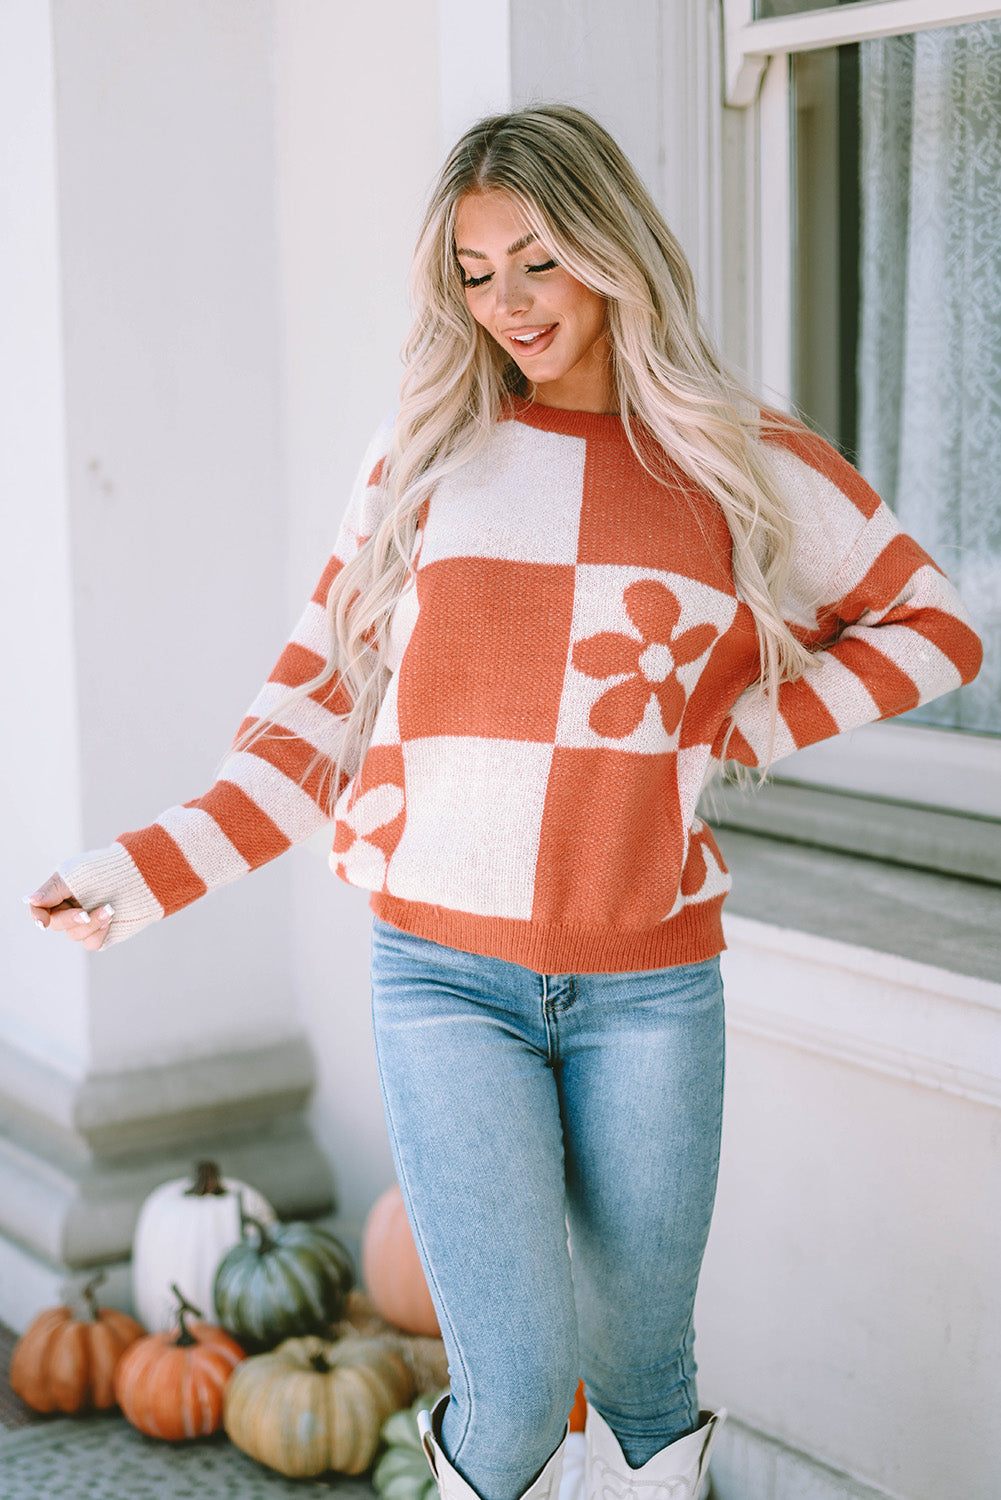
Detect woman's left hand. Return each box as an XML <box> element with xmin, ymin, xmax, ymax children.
<box><xmin>24</xmin><ymin>873</ymin><xmax>114</xmax><ymax>951</ymax></box>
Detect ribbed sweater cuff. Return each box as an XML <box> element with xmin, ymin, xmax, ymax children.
<box><xmin>59</xmin><ymin>843</ymin><xmax>162</xmax><ymax>948</ymax></box>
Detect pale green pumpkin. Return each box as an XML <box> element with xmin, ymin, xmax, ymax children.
<box><xmin>373</xmin><ymin>1388</ymin><xmax>450</xmax><ymax>1500</ymax></box>
<box><xmin>223</xmin><ymin>1334</ymin><xmax>413</xmax><ymax>1477</ymax></box>
<box><xmin>213</xmin><ymin>1216</ymin><xmax>354</xmax><ymax>1349</ymax></box>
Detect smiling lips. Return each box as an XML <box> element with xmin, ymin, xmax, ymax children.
<box><xmin>506</xmin><ymin>323</ymin><xmax>558</xmax><ymax>354</ymax></box>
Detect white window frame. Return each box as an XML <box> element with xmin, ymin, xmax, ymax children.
<box><xmin>724</xmin><ymin>0</ymin><xmax>1001</xmax><ymax>107</ymax></box>
<box><xmin>722</xmin><ymin>0</ymin><xmax>1001</xmax><ymax>822</ymax></box>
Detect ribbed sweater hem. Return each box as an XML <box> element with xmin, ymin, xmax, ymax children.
<box><xmin>368</xmin><ymin>893</ymin><xmax>726</xmax><ymax>975</ymax></box>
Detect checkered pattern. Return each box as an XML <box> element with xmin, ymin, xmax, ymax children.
<box><xmin>60</xmin><ymin>402</ymin><xmax>982</xmax><ymax>972</ymax></box>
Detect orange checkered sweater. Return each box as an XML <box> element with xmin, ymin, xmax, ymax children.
<box><xmin>60</xmin><ymin>400</ymin><xmax>982</xmax><ymax>972</ymax></box>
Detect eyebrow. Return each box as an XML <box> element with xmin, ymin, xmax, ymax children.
<box><xmin>454</xmin><ymin>231</ymin><xmax>539</xmax><ymax>260</ymax></box>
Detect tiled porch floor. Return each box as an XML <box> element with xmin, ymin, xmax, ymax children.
<box><xmin>0</xmin><ymin>1322</ymin><xmax>43</xmax><ymax>1431</ymax></box>
<box><xmin>0</xmin><ymin>1321</ymin><xmax>380</xmax><ymax>1497</ymax></box>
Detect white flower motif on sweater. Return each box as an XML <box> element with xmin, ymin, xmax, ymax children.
<box><xmin>332</xmin><ymin>784</ymin><xmax>405</xmax><ymax>889</ymax></box>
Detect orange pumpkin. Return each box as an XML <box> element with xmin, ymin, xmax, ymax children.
<box><xmin>9</xmin><ymin>1273</ymin><xmax>145</xmax><ymax>1414</ymax></box>
<box><xmin>569</xmin><ymin>1379</ymin><xmax>587</xmax><ymax>1432</ymax></box>
<box><xmin>113</xmin><ymin>1284</ymin><xmax>245</xmax><ymax>1439</ymax></box>
<box><xmin>362</xmin><ymin>1185</ymin><xmax>440</xmax><ymax>1337</ymax></box>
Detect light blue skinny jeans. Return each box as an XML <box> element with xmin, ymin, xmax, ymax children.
<box><xmin>370</xmin><ymin>916</ymin><xmax>726</xmax><ymax>1500</ymax></box>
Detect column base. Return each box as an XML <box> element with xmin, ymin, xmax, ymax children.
<box><xmin>0</xmin><ymin>1036</ymin><xmax>335</xmax><ymax>1332</ymax></box>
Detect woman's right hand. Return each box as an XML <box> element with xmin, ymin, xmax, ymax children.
<box><xmin>24</xmin><ymin>874</ymin><xmax>115</xmax><ymax>952</ymax></box>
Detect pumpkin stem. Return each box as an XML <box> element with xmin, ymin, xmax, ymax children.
<box><xmin>79</xmin><ymin>1271</ymin><xmax>107</xmax><ymax>1322</ymax></box>
<box><xmin>310</xmin><ymin>1352</ymin><xmax>331</xmax><ymax>1373</ymax></box>
<box><xmin>240</xmin><ymin>1213</ymin><xmax>275</xmax><ymax>1255</ymax></box>
<box><xmin>170</xmin><ymin>1283</ymin><xmax>203</xmax><ymax>1347</ymax></box>
<box><xmin>185</xmin><ymin>1160</ymin><xmax>225</xmax><ymax>1197</ymax></box>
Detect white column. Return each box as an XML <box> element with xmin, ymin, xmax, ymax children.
<box><xmin>1</xmin><ymin>0</ymin><xmax>332</xmax><ymax>1327</ymax></box>
<box><xmin>2</xmin><ymin>0</ymin><xmax>89</xmax><ymax>1074</ymax></box>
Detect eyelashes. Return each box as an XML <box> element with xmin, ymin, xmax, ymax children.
<box><xmin>460</xmin><ymin>259</ymin><xmax>558</xmax><ymax>290</ymax></box>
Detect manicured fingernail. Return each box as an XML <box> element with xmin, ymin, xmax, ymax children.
<box><xmin>35</xmin><ymin>919</ymin><xmax>45</xmax><ymax>930</ymax></box>
<box><xmin>97</xmin><ymin>905</ymin><xmax>115</xmax><ymax>920</ymax></box>
<box><xmin>74</xmin><ymin>911</ymin><xmax>91</xmax><ymax>925</ymax></box>
<box><xmin>22</xmin><ymin>895</ymin><xmax>40</xmax><ymax>905</ymax></box>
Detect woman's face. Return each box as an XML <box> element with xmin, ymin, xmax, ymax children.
<box><xmin>453</xmin><ymin>191</ymin><xmax>614</xmax><ymax>413</ymax></box>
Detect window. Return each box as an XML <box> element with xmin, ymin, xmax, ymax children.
<box><xmin>719</xmin><ymin>0</ymin><xmax>1001</xmax><ymax>878</ymax></box>
<box><xmin>756</xmin><ymin>0</ymin><xmax>895</xmax><ymax>16</ymax></box>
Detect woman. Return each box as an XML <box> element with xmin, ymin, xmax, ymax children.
<box><xmin>26</xmin><ymin>106</ymin><xmax>981</xmax><ymax>1500</ymax></box>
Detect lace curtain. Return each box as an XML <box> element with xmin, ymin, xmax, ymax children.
<box><xmin>857</xmin><ymin>20</ymin><xmax>1001</xmax><ymax>734</ymax></box>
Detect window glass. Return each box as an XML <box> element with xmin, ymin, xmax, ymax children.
<box><xmin>755</xmin><ymin>0</ymin><xmax>890</xmax><ymax>17</ymax></box>
<box><xmin>792</xmin><ymin>20</ymin><xmax>1001</xmax><ymax>734</ymax></box>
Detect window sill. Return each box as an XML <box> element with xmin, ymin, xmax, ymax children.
<box><xmin>708</xmin><ymin>778</ymin><xmax>1001</xmax><ymax>884</ymax></box>
<box><xmin>714</xmin><ymin>825</ymin><xmax>1001</xmax><ymax>985</ymax></box>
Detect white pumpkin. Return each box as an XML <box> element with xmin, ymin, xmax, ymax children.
<box><xmin>131</xmin><ymin>1160</ymin><xmax>275</xmax><ymax>1332</ymax></box>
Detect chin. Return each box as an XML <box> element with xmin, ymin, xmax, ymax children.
<box><xmin>520</xmin><ymin>360</ymin><xmax>564</xmax><ymax>385</ymax></box>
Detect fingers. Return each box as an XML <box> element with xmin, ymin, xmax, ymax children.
<box><xmin>79</xmin><ymin>907</ymin><xmax>115</xmax><ymax>951</ymax></box>
<box><xmin>25</xmin><ymin>873</ymin><xmax>114</xmax><ymax>949</ymax></box>
<box><xmin>48</xmin><ymin>902</ymin><xmax>115</xmax><ymax>945</ymax></box>
<box><xmin>24</xmin><ymin>872</ymin><xmax>74</xmax><ymax>911</ymax></box>
<box><xmin>25</xmin><ymin>893</ymin><xmax>115</xmax><ymax>949</ymax></box>
<box><xmin>29</xmin><ymin>900</ymin><xmax>75</xmax><ymax>931</ymax></box>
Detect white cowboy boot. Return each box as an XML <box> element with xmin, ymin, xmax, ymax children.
<box><xmin>584</xmin><ymin>1404</ymin><xmax>727</xmax><ymax>1500</ymax></box>
<box><xmin>558</xmin><ymin>1430</ymin><xmax>587</xmax><ymax>1500</ymax></box>
<box><xmin>419</xmin><ymin>1394</ymin><xmax>569</xmax><ymax>1500</ymax></box>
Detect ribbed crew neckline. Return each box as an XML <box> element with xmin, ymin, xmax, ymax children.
<box><xmin>503</xmin><ymin>395</ymin><xmax>630</xmax><ymax>441</ymax></box>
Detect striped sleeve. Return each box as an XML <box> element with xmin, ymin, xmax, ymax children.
<box><xmin>713</xmin><ymin>431</ymin><xmax>983</xmax><ymax>769</ymax></box>
<box><xmin>59</xmin><ymin>420</ymin><xmax>394</xmax><ymax>947</ymax></box>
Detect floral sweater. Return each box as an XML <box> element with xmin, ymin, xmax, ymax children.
<box><xmin>60</xmin><ymin>400</ymin><xmax>982</xmax><ymax>973</ymax></box>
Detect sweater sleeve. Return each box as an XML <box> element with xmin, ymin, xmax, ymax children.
<box><xmin>59</xmin><ymin>421</ymin><xmax>393</xmax><ymax>947</ymax></box>
<box><xmin>712</xmin><ymin>426</ymin><xmax>983</xmax><ymax>769</ymax></box>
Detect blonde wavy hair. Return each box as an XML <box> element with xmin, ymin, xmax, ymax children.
<box><xmin>242</xmin><ymin>103</ymin><xmax>813</xmax><ymax>812</ymax></box>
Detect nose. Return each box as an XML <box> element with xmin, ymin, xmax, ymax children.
<box><xmin>492</xmin><ymin>268</ymin><xmax>531</xmax><ymax>318</ymax></box>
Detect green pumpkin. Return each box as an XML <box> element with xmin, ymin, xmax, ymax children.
<box><xmin>373</xmin><ymin>1388</ymin><xmax>450</xmax><ymax>1500</ymax></box>
<box><xmin>213</xmin><ymin>1216</ymin><xmax>355</xmax><ymax>1349</ymax></box>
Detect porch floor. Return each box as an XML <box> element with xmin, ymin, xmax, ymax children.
<box><xmin>0</xmin><ymin>1321</ymin><xmax>378</xmax><ymax>1498</ymax></box>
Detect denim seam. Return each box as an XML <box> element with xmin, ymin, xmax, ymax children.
<box><xmin>371</xmin><ymin>1025</ymin><xmax>474</xmax><ymax>1457</ymax></box>
<box><xmin>544</xmin><ymin>973</ymin><xmax>578</xmax><ymax>1014</ymax></box>
<box><xmin>540</xmin><ymin>974</ymin><xmax>557</xmax><ymax>1065</ymax></box>
<box><xmin>676</xmin><ymin>1029</ymin><xmax>725</xmax><ymax>1437</ymax></box>
<box><xmin>562</xmin><ymin>974</ymin><xmax>578</xmax><ymax>1012</ymax></box>
<box><xmin>541</xmin><ymin>974</ymin><xmax>576</xmax><ymax>1063</ymax></box>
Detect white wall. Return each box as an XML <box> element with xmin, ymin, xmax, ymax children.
<box><xmin>510</xmin><ymin>0</ymin><xmax>722</xmax><ymax>329</ymax></box>
<box><xmin>702</xmin><ymin>1039</ymin><xmax>999</xmax><ymax>1493</ymax></box>
<box><xmin>695</xmin><ymin>918</ymin><xmax>1001</xmax><ymax>1500</ymax></box>
<box><xmin>272</xmin><ymin>0</ymin><xmax>442</xmax><ymax>1237</ymax></box>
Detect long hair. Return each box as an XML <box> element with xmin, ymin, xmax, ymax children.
<box><xmin>240</xmin><ymin>104</ymin><xmax>813</xmax><ymax>811</ymax></box>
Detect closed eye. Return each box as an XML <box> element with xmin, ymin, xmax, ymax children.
<box><xmin>460</xmin><ymin>258</ymin><xmax>559</xmax><ymax>290</ymax></box>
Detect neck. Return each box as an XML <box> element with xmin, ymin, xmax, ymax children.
<box><xmin>531</xmin><ymin>336</ymin><xmax>616</xmax><ymax>413</ymax></box>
